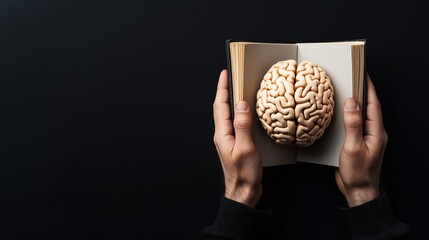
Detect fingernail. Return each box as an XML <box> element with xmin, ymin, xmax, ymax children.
<box><xmin>235</xmin><ymin>101</ymin><xmax>248</xmax><ymax>112</ymax></box>
<box><xmin>344</xmin><ymin>98</ymin><xmax>358</xmax><ymax>110</ymax></box>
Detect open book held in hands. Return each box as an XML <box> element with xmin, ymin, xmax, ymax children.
<box><xmin>225</xmin><ymin>39</ymin><xmax>366</xmax><ymax>167</ymax></box>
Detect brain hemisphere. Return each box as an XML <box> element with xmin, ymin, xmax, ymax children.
<box><xmin>256</xmin><ymin>60</ymin><xmax>335</xmax><ymax>147</ymax></box>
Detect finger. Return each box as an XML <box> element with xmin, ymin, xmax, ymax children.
<box><xmin>233</xmin><ymin>101</ymin><xmax>254</xmax><ymax>148</ymax></box>
<box><xmin>213</xmin><ymin>69</ymin><xmax>234</xmax><ymax>142</ymax></box>
<box><xmin>364</xmin><ymin>74</ymin><xmax>385</xmax><ymax>137</ymax></box>
<box><xmin>342</xmin><ymin>97</ymin><xmax>364</xmax><ymax>150</ymax></box>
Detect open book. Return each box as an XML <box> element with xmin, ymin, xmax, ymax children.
<box><xmin>225</xmin><ymin>39</ymin><xmax>366</xmax><ymax>167</ymax></box>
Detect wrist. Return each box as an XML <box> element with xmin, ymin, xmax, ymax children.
<box><xmin>224</xmin><ymin>183</ymin><xmax>263</xmax><ymax>208</ymax></box>
<box><xmin>345</xmin><ymin>188</ymin><xmax>380</xmax><ymax>207</ymax></box>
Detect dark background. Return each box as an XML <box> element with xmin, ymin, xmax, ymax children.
<box><xmin>0</xmin><ymin>0</ymin><xmax>428</xmax><ymax>239</ymax></box>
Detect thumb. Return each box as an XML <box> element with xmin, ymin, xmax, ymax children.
<box><xmin>343</xmin><ymin>98</ymin><xmax>363</xmax><ymax>148</ymax></box>
<box><xmin>233</xmin><ymin>101</ymin><xmax>254</xmax><ymax>146</ymax></box>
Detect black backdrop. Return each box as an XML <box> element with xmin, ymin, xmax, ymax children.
<box><xmin>1</xmin><ymin>0</ymin><xmax>428</xmax><ymax>239</ymax></box>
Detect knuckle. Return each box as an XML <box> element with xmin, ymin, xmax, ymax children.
<box><xmin>342</xmin><ymin>144</ymin><xmax>360</xmax><ymax>156</ymax></box>
<box><xmin>346</xmin><ymin>115</ymin><xmax>362</xmax><ymax>129</ymax></box>
<box><xmin>213</xmin><ymin>134</ymin><xmax>220</xmax><ymax>147</ymax></box>
<box><xmin>234</xmin><ymin>148</ymin><xmax>253</xmax><ymax>161</ymax></box>
<box><xmin>382</xmin><ymin>130</ymin><xmax>389</xmax><ymax>144</ymax></box>
<box><xmin>233</xmin><ymin>118</ymin><xmax>249</xmax><ymax>129</ymax></box>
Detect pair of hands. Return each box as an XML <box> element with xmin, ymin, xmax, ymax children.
<box><xmin>213</xmin><ymin>69</ymin><xmax>388</xmax><ymax>208</ymax></box>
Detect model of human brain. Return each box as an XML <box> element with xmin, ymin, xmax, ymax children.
<box><xmin>256</xmin><ymin>60</ymin><xmax>334</xmax><ymax>147</ymax></box>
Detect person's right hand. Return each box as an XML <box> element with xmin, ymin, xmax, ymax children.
<box><xmin>335</xmin><ymin>74</ymin><xmax>388</xmax><ymax>207</ymax></box>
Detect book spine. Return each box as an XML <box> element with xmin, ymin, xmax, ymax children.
<box><xmin>225</xmin><ymin>39</ymin><xmax>235</xmax><ymax>120</ymax></box>
<box><xmin>362</xmin><ymin>40</ymin><xmax>368</xmax><ymax>134</ymax></box>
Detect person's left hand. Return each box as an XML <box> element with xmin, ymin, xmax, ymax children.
<box><xmin>213</xmin><ymin>69</ymin><xmax>263</xmax><ymax>208</ymax></box>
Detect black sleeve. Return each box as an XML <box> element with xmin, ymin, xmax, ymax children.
<box><xmin>339</xmin><ymin>193</ymin><xmax>413</xmax><ymax>240</ymax></box>
<box><xmin>201</xmin><ymin>197</ymin><xmax>272</xmax><ymax>240</ymax></box>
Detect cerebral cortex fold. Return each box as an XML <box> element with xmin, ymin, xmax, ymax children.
<box><xmin>256</xmin><ymin>60</ymin><xmax>335</xmax><ymax>147</ymax></box>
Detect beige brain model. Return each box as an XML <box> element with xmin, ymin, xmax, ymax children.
<box><xmin>256</xmin><ymin>60</ymin><xmax>334</xmax><ymax>147</ymax></box>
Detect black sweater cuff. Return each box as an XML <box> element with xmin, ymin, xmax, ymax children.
<box><xmin>340</xmin><ymin>193</ymin><xmax>412</xmax><ymax>239</ymax></box>
<box><xmin>201</xmin><ymin>196</ymin><xmax>272</xmax><ymax>240</ymax></box>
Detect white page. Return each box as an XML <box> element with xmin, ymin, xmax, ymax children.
<box><xmin>244</xmin><ymin>43</ymin><xmax>297</xmax><ymax>167</ymax></box>
<box><xmin>295</xmin><ymin>42</ymin><xmax>354</xmax><ymax>167</ymax></box>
